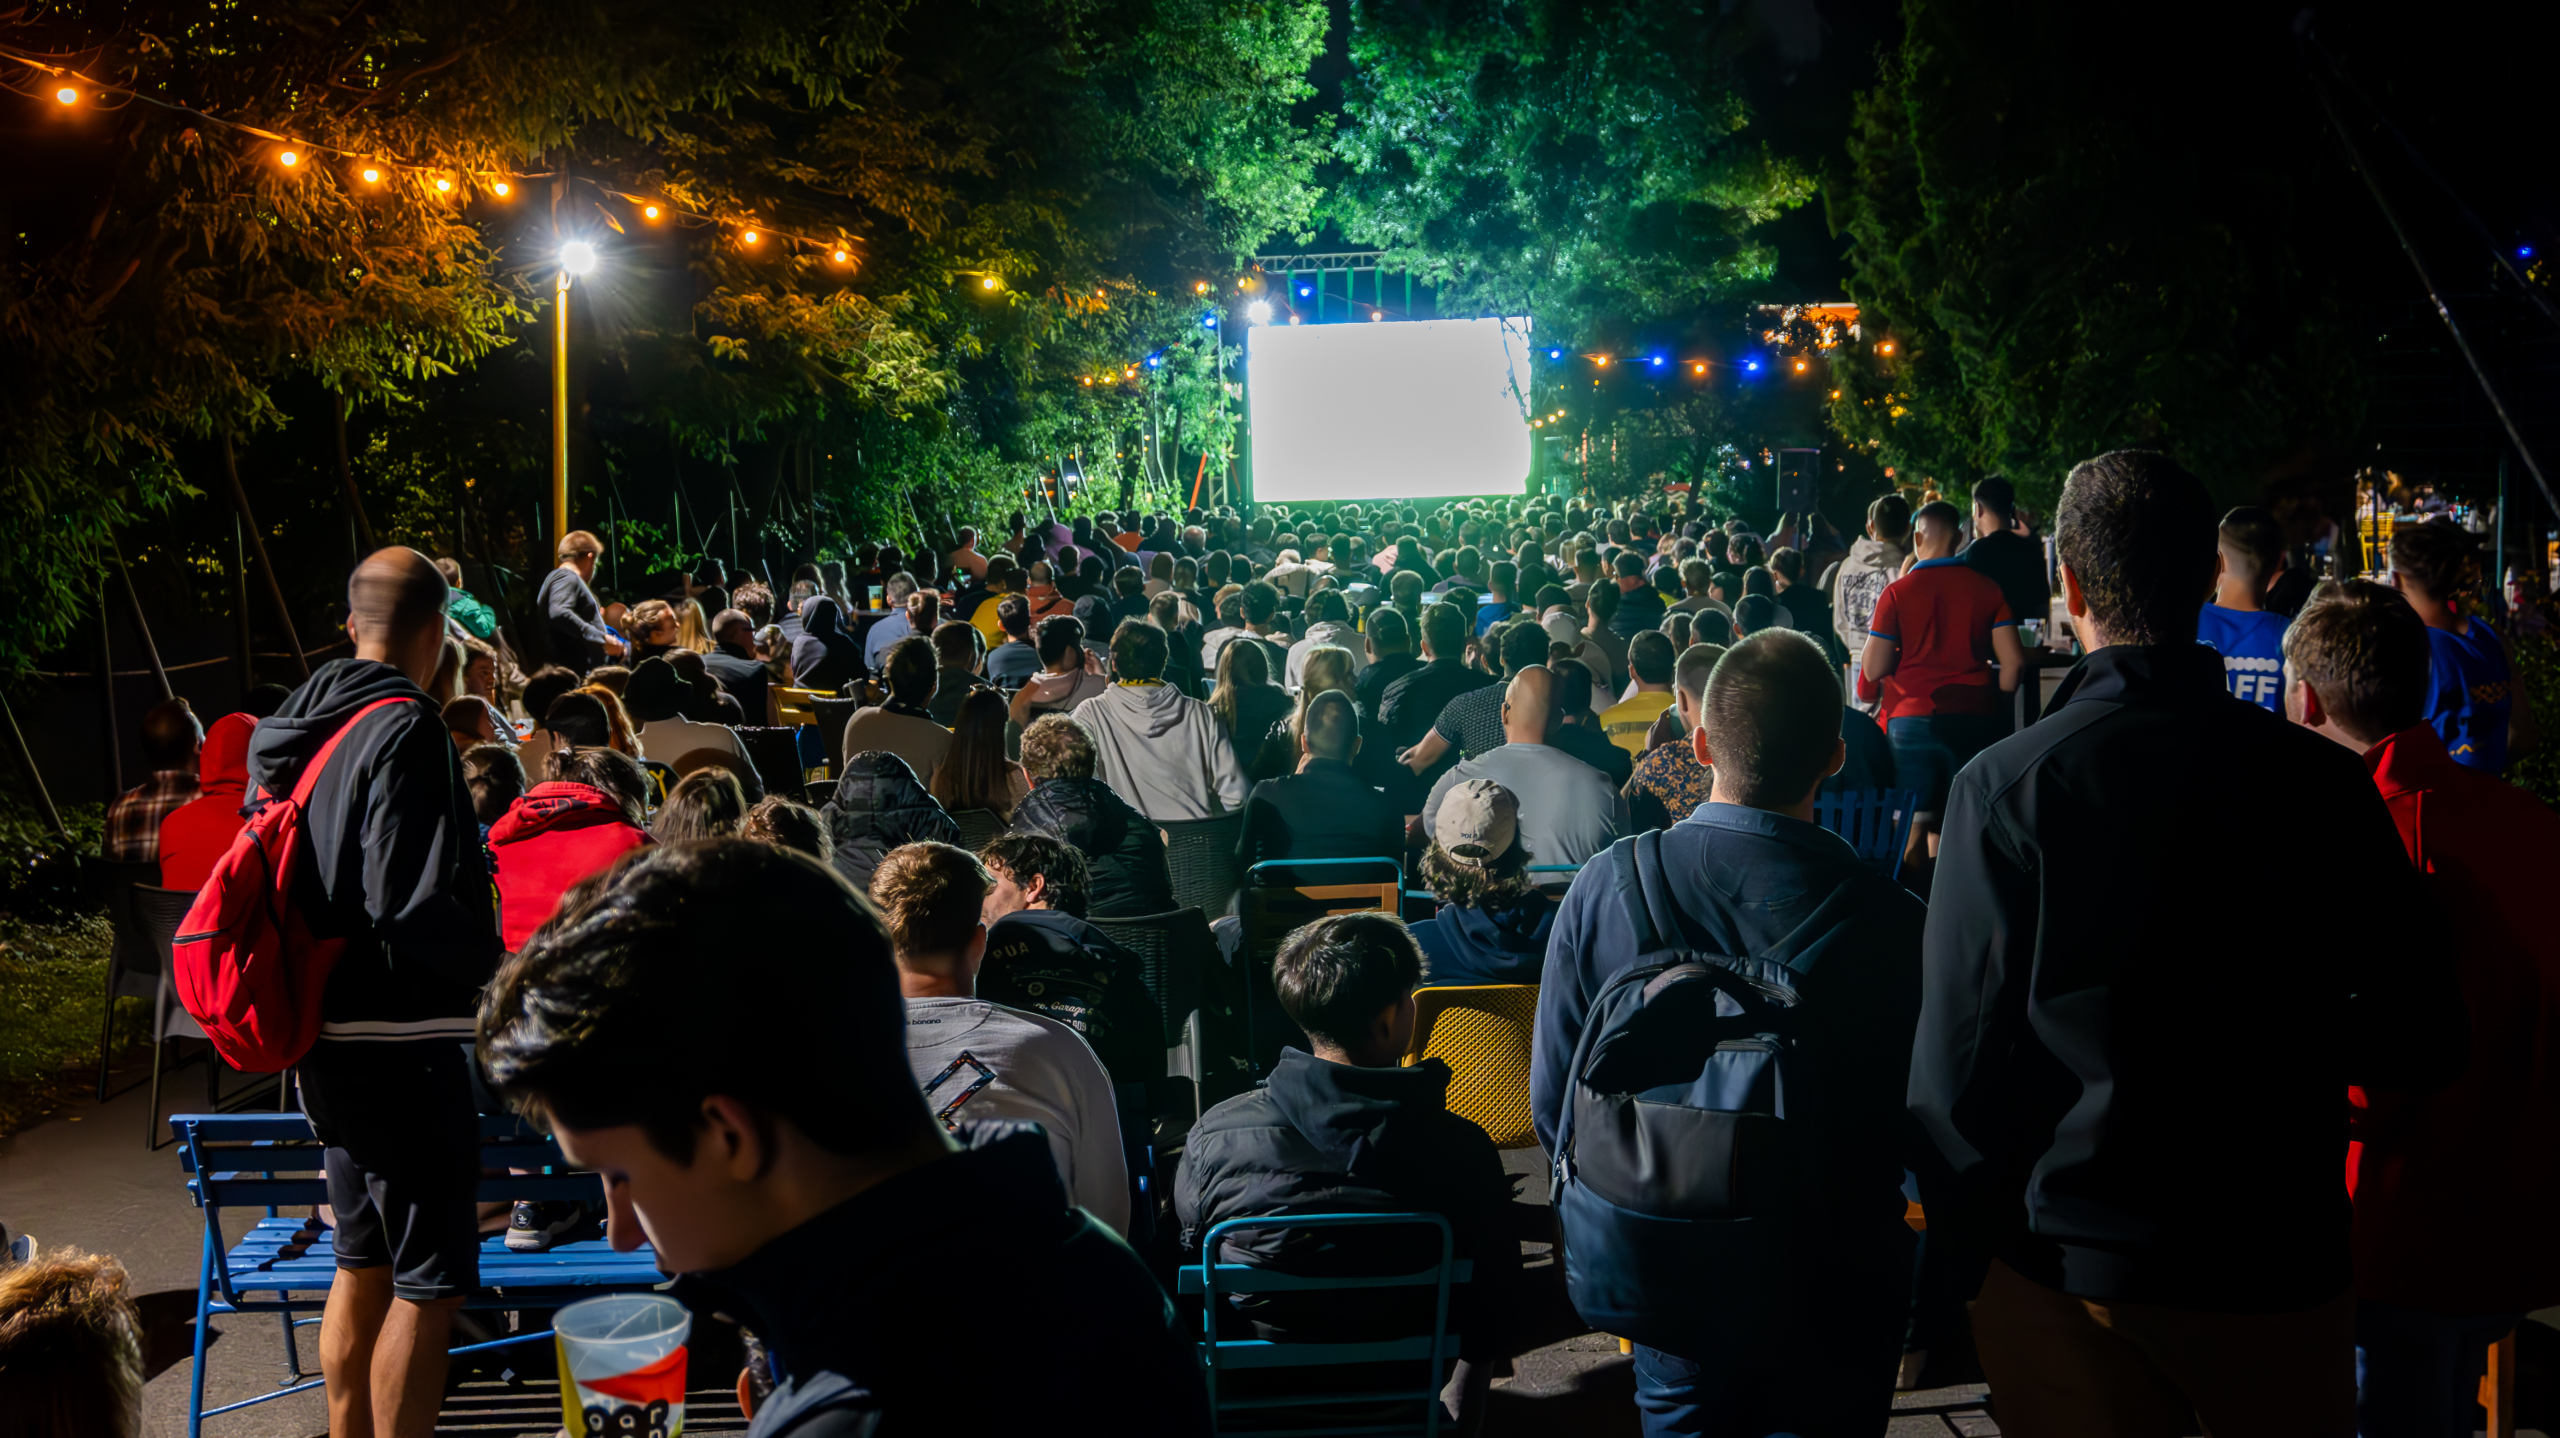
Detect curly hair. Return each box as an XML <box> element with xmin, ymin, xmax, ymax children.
<box><xmin>1419</xmin><ymin>837</ymin><xmax>1537</xmax><ymax>910</ymax></box>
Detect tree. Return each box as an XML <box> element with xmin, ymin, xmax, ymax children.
<box><xmin>1326</xmin><ymin>0</ymin><xmax>1813</xmax><ymax>339</ymax></box>
<box><xmin>1822</xmin><ymin>0</ymin><xmax>2367</xmax><ymax>509</ymax></box>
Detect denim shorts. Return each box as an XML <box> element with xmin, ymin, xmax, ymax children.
<box><xmin>1886</xmin><ymin>713</ymin><xmax>2004</xmax><ymax>817</ymax></box>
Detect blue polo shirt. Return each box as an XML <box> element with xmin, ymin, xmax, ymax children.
<box><xmin>2426</xmin><ymin>620</ymin><xmax>2514</xmax><ymax>772</ymax></box>
<box><xmin>2195</xmin><ymin>604</ymin><xmax>2290</xmax><ymax>712</ymax></box>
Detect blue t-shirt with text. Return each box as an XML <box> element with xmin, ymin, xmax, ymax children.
<box><xmin>2426</xmin><ymin>620</ymin><xmax>2513</xmax><ymax>772</ymax></box>
<box><xmin>2197</xmin><ymin>603</ymin><xmax>2289</xmax><ymax>712</ymax></box>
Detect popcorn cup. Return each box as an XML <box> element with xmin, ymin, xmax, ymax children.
<box><xmin>555</xmin><ymin>1293</ymin><xmax>690</xmax><ymax>1438</ymax></box>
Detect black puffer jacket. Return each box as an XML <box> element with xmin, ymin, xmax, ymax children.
<box><xmin>1174</xmin><ymin>1049</ymin><xmax>1518</xmax><ymax>1351</ymax></box>
<box><xmin>823</xmin><ymin>751</ymin><xmax>960</xmax><ymax>894</ymax></box>
<box><xmin>1008</xmin><ymin>776</ymin><xmax>1174</xmax><ymax>918</ymax></box>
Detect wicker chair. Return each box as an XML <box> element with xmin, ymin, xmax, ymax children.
<box><xmin>950</xmin><ymin>808</ymin><xmax>1006</xmax><ymax>853</ymax></box>
<box><xmin>1089</xmin><ymin>907</ymin><xmax>1217</xmax><ymax>1120</ymax></box>
<box><xmin>1158</xmin><ymin>812</ymin><xmax>1245</xmax><ymax>918</ymax></box>
<box><xmin>814</xmin><ymin>696</ymin><xmax>865</xmax><ymax>777</ymax></box>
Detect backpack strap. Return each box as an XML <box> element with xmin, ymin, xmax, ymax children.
<box><xmin>1608</xmin><ymin>832</ymin><xmax>1675</xmax><ymax>956</ymax></box>
<box><xmin>1611</xmin><ymin>825</ymin><xmax>1898</xmax><ymax>976</ymax></box>
<box><xmin>283</xmin><ymin>698</ymin><xmax>419</xmax><ymax>806</ymax></box>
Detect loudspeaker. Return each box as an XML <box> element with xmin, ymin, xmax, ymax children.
<box><xmin>1776</xmin><ymin>449</ymin><xmax>1820</xmax><ymax>515</ymax></box>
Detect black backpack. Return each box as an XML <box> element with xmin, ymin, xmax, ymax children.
<box><xmin>1550</xmin><ymin>829</ymin><xmax>1894</xmax><ymax>1349</ymax></box>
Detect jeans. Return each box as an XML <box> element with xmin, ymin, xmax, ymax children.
<box><xmin>1629</xmin><ymin>1223</ymin><xmax>1912</xmax><ymax>1437</ymax></box>
<box><xmin>2355</xmin><ymin>1298</ymin><xmax>2525</xmax><ymax>1438</ymax></box>
<box><xmin>1885</xmin><ymin>713</ymin><xmax>2003</xmax><ymax>816</ymax></box>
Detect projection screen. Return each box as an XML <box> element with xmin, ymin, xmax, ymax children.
<box><xmin>1246</xmin><ymin>317</ymin><xmax>1533</xmax><ymax>502</ymax></box>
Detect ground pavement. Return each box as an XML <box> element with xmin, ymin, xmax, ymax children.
<box><xmin>8</xmin><ymin>1049</ymin><xmax>2535</xmax><ymax>1436</ymax></box>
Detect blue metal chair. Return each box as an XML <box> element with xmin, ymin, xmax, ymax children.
<box><xmin>1811</xmin><ymin>787</ymin><xmax>1924</xmax><ymax>880</ymax></box>
<box><xmin>173</xmin><ymin>1111</ymin><xmax>667</xmax><ymax>1438</ymax></box>
<box><xmin>1180</xmin><ymin>1212</ymin><xmax>1471</xmax><ymax>1437</ymax></box>
<box><xmin>1241</xmin><ymin>860</ymin><xmax>1405</xmax><ymax>1076</ymax></box>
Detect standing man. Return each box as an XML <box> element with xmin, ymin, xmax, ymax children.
<box><xmin>1826</xmin><ymin>494</ymin><xmax>1912</xmax><ymax>700</ymax></box>
<box><xmin>1960</xmin><ymin>478</ymin><xmax>2049</xmax><ymax>627</ymax></box>
<box><xmin>2388</xmin><ymin>517</ymin><xmax>2538</xmax><ymax>773</ymax></box>
<box><xmin>2196</xmin><ymin>506</ymin><xmax>2291</xmax><ymax>713</ymax></box>
<box><xmin>252</xmin><ymin>549</ymin><xmax>503</xmax><ymax>1438</ymax></box>
<box><xmin>1909</xmin><ymin>452</ymin><xmax>2466</xmax><ymax>1438</ymax></box>
<box><xmin>540</xmin><ymin>530</ymin><xmax>624</xmax><ymax>676</ymax></box>
<box><xmin>1533</xmin><ymin>630</ymin><xmax>1925</xmax><ymax>1436</ymax></box>
<box><xmin>1856</xmin><ymin>502</ymin><xmax>2025</xmax><ymax>871</ymax></box>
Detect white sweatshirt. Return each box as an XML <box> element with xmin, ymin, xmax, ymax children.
<box><xmin>1071</xmin><ymin>682</ymin><xmax>1248</xmax><ymax>821</ymax></box>
<box><xmin>905</xmin><ymin>997</ymin><xmax>1130</xmax><ymax>1235</ymax></box>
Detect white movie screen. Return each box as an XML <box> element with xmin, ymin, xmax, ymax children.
<box><xmin>1245</xmin><ymin>317</ymin><xmax>1533</xmax><ymax>502</ymax></box>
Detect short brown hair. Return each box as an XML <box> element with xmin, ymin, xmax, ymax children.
<box><xmin>740</xmin><ymin>797</ymin><xmax>831</xmax><ymax>861</ymax></box>
<box><xmin>2218</xmin><ymin>506</ymin><xmax>2285</xmax><ymax>585</ymax></box>
<box><xmin>1701</xmin><ymin>629</ymin><xmax>1841</xmax><ymax>807</ymax></box>
<box><xmin>883</xmin><ymin>635</ymin><xmax>938</xmax><ymax>702</ymax></box>
<box><xmin>1019</xmin><ymin>714</ymin><xmax>1096</xmax><ymax>780</ymax></box>
<box><xmin>557</xmin><ymin>529</ymin><xmax>602</xmax><ymax>562</ymax></box>
<box><xmin>0</xmin><ymin>1248</ymin><xmax>143</xmax><ymax>1438</ymax></box>
<box><xmin>2388</xmin><ymin>516</ymin><xmax>2482</xmax><ymax>603</ymax></box>
<box><xmin>1111</xmin><ymin>617</ymin><xmax>1170</xmax><ymax>682</ymax></box>
<box><xmin>1271</xmin><ymin>911</ymin><xmax>1423</xmax><ymax>1047</ymax></box>
<box><xmin>2055</xmin><ymin>450</ymin><xmax>2217</xmax><ymax>647</ymax></box>
<box><xmin>2282</xmin><ymin>578</ymin><xmax>2430</xmax><ymax>743</ymax></box>
<box><xmin>869</xmin><ymin>841</ymin><xmax>989</xmax><ymax>961</ymax></box>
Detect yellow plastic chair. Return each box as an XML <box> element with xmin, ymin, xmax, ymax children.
<box><xmin>771</xmin><ymin>685</ymin><xmax>825</xmax><ymax>729</ymax></box>
<box><xmin>1402</xmin><ymin>984</ymin><xmax>1539</xmax><ymax>1150</ymax></box>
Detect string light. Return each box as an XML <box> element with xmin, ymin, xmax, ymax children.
<box><xmin>360</xmin><ymin>167</ymin><xmax>381</xmax><ymax>184</ymax></box>
<box><xmin>1194</xmin><ymin>281</ymin><xmax>1210</xmax><ymax>294</ymax></box>
<box><xmin>278</xmin><ymin>150</ymin><xmax>299</xmax><ymax>167</ymax></box>
<box><xmin>492</xmin><ymin>181</ymin><xmax>510</xmax><ymax>197</ymax></box>
<box><xmin>1594</xmin><ymin>356</ymin><xmax>1608</xmax><ymax>367</ymax></box>
<box><xmin>832</xmin><ymin>249</ymin><xmax>850</xmax><ymax>264</ymax></box>
<box><xmin>1794</xmin><ymin>359</ymin><xmax>1807</xmax><ymax>372</ymax></box>
<box><xmin>54</xmin><ymin>86</ymin><xmax>76</xmax><ymax>105</ymax></box>
<box><xmin>643</xmin><ymin>204</ymin><xmax>661</xmax><ymax>220</ymax></box>
<box><xmin>1692</xmin><ymin>362</ymin><xmax>1706</xmax><ymax>374</ymax></box>
<box><xmin>1879</xmin><ymin>342</ymin><xmax>1894</xmax><ymax>354</ymax></box>
<box><xmin>741</xmin><ymin>230</ymin><xmax>760</xmax><ymax>245</ymax></box>
<box><xmin>433</xmin><ymin>177</ymin><xmax>452</xmax><ymax>193</ymax></box>
<box><xmin>981</xmin><ymin>275</ymin><xmax>1000</xmax><ymax>290</ymax></box>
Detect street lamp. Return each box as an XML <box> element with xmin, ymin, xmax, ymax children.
<box><xmin>554</xmin><ymin>242</ymin><xmax>598</xmax><ymax>547</ymax></box>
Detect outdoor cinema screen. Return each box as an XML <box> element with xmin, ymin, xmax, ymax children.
<box><xmin>1246</xmin><ymin>317</ymin><xmax>1533</xmax><ymax>502</ymax></box>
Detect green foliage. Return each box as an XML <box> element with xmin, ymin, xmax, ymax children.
<box><xmin>0</xmin><ymin>911</ymin><xmax>128</xmax><ymax>1136</ymax></box>
<box><xmin>2508</xmin><ymin>619</ymin><xmax>2560</xmax><ymax>808</ymax></box>
<box><xmin>1328</xmin><ymin>0</ymin><xmax>1813</xmax><ymax>334</ymax></box>
<box><xmin>1823</xmin><ymin>0</ymin><xmax>2366</xmax><ymax>510</ymax></box>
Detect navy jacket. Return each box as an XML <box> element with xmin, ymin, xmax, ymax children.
<box><xmin>680</xmin><ymin>1125</ymin><xmax>1209</xmax><ymax>1437</ymax></box>
<box><xmin>1909</xmin><ymin>644</ymin><xmax>2465</xmax><ymax>1311</ymax></box>
<box><xmin>1412</xmin><ymin>893</ymin><xmax>1555</xmax><ymax>988</ymax></box>
<box><xmin>1532</xmin><ymin>803</ymin><xmax>1925</xmax><ymax>1231</ymax></box>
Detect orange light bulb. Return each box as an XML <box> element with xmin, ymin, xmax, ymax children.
<box><xmin>55</xmin><ymin>87</ymin><xmax>77</xmax><ymax>105</ymax></box>
<box><xmin>279</xmin><ymin>150</ymin><xmax>299</xmax><ymax>167</ymax></box>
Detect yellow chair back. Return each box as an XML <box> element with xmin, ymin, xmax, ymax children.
<box><xmin>1403</xmin><ymin>984</ymin><xmax>1540</xmax><ymax>1149</ymax></box>
<box><xmin>771</xmin><ymin>686</ymin><xmax>825</xmax><ymax>729</ymax></box>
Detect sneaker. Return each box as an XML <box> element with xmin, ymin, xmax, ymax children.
<box><xmin>505</xmin><ymin>1200</ymin><xmax>591</xmax><ymax>1253</ymax></box>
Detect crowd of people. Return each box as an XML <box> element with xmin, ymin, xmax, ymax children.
<box><xmin>25</xmin><ymin>450</ymin><xmax>2554</xmax><ymax>1438</ymax></box>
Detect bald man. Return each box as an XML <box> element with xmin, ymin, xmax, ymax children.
<box><xmin>1423</xmin><ymin>665</ymin><xmax>1626</xmax><ymax>876</ymax></box>
<box><xmin>104</xmin><ymin>696</ymin><xmax>204</xmax><ymax>864</ymax></box>
<box><xmin>247</xmin><ymin>547</ymin><xmax>502</xmax><ymax>1438</ymax></box>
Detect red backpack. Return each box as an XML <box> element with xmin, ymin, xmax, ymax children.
<box><xmin>175</xmin><ymin>697</ymin><xmax>415</xmax><ymax>1072</ymax></box>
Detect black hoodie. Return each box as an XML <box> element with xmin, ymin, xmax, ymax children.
<box><xmin>1007</xmin><ymin>777</ymin><xmax>1174</xmax><ymax>919</ymax></box>
<box><xmin>791</xmin><ymin>597</ymin><xmax>866</xmax><ymax>694</ymax></box>
<box><xmin>1174</xmin><ymin>1048</ymin><xmax>1518</xmax><ymax>1351</ymax></box>
<box><xmin>246</xmin><ymin>659</ymin><xmax>501</xmax><ymax>1045</ymax></box>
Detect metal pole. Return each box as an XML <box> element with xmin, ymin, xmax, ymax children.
<box><xmin>332</xmin><ymin>389</ymin><xmax>379</xmax><ymax>556</ymax></box>
<box><xmin>233</xmin><ymin>514</ymin><xmax>255</xmax><ymax>692</ymax></box>
<box><xmin>554</xmin><ymin>270</ymin><xmax>572</xmax><ymax>550</ymax></box>
<box><xmin>219</xmin><ymin>433</ymin><xmax>311</xmax><ymax>681</ymax></box>
<box><xmin>0</xmin><ymin>689</ymin><xmax>69</xmax><ymax>844</ymax></box>
<box><xmin>110</xmin><ymin>539</ymin><xmax>171</xmax><ymax>702</ymax></box>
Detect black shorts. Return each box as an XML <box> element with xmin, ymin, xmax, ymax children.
<box><xmin>297</xmin><ymin>1040</ymin><xmax>482</xmax><ymax>1302</ymax></box>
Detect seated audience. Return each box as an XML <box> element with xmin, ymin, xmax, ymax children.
<box><xmin>977</xmin><ymin>832</ymin><xmax>1167</xmax><ymax>1084</ymax></box>
<box><xmin>653</xmin><ymin>768</ymin><xmax>748</xmax><ymax>843</ymax></box>
<box><xmin>0</xmin><ymin>1246</ymin><xmax>144</xmax><ymax>1438</ymax></box>
<box><xmin>1208</xmin><ymin>636</ymin><xmax>1295</xmax><ymax>784</ymax></box>
<box><xmin>926</xmin><ymin>620</ymin><xmax>991</xmax><ymax>727</ymax></box>
<box><xmin>488</xmin><ymin>745</ymin><xmax>652</xmax><ymax>952</ymax></box>
<box><xmin>703</xmin><ymin>609</ymin><xmax>772</xmax><ymax>724</ymax></box>
<box><xmin>873</xmin><ymin>841</ymin><xmax>1130</xmax><ymax>1235</ymax></box>
<box><xmin>860</xmin><ymin>575</ymin><xmax>923</xmax><ymax>670</ymax></box>
<box><xmin>1234</xmin><ymin>690</ymin><xmax>1402</xmax><ymax>887</ymax></box>
<box><xmin>1400</xmin><ymin>618</ymin><xmax>1549</xmax><ymax>780</ymax></box>
<box><xmin>790</xmin><ymin>595</ymin><xmax>867</xmax><ymax>693</ymax></box>
<box><xmin>739</xmin><ymin>795</ymin><xmax>831</xmax><ymax>862</ymax></box>
<box><xmin>987</xmin><ymin>596</ymin><xmax>1043</xmax><ymax>685</ymax></box>
<box><xmin>822</xmin><ymin>750</ymin><xmax>961</xmax><ymax>894</ymax></box>
<box><xmin>931</xmin><ymin>688</ymin><xmax>1031</xmax><ymax>821</ymax></box>
<box><xmin>573</xmin><ymin>682</ymin><xmax>642</xmax><ymax>758</ymax></box>
<box><xmin>1008</xmin><ymin>715</ymin><xmax>1176</xmax><ymax>918</ymax></box>
<box><xmin>1150</xmin><ymin>590</ymin><xmax>1204</xmax><ymax>697</ymax></box>
<box><xmin>105</xmin><ymin>697</ymin><xmax>201</xmax><ymax>863</ymax></box>
<box><xmin>842</xmin><ymin>637</ymin><xmax>954</xmax><ymax>784</ymax></box>
<box><xmin>1549</xmin><ymin>661</ymin><xmax>1634</xmax><ymax>789</ymax></box>
<box><xmin>1009</xmin><ymin>615</ymin><xmax>1109</xmax><ymax>728</ymax></box>
<box><xmin>1609</xmin><ymin>549</ymin><xmax>1666</xmax><ymax>637</ymax></box>
<box><xmin>1535</xmin><ymin>627</ymin><xmax>1925</xmax><ymax>1436</ymax></box>
<box><xmin>1411</xmin><ymin>780</ymin><xmax>1555</xmax><ymax>986</ymax></box>
<box><xmin>1601</xmin><ymin>631</ymin><xmax>1678</xmax><ymax>757</ymax></box>
<box><xmin>461</xmin><ymin>743</ymin><xmax>527</xmax><ymax>835</ymax></box>
<box><xmin>2281</xmin><ymin>578</ymin><xmax>2560</xmax><ymax>1436</ymax></box>
<box><xmin>1176</xmin><ymin>911</ymin><xmax>1516</xmax><ymax>1425</ymax></box>
<box><xmin>1624</xmin><ymin>643</ymin><xmax>1723</xmax><ymax>832</ymax></box>
<box><xmin>1074</xmin><ymin>620</ymin><xmax>1247</xmax><ymax>820</ymax></box>
<box><xmin>157</xmin><ymin>712</ymin><xmax>258</xmax><ymax>891</ymax></box>
<box><xmin>1285</xmin><ymin>589</ymin><xmax>1366</xmax><ymax>691</ymax></box>
<box><xmin>442</xmin><ymin>695</ymin><xmax>502</xmax><ymax>754</ymax></box>
<box><xmin>517</xmin><ymin>666</ymin><xmax>580</xmax><ymax>745</ymax></box>
<box><xmin>1353</xmin><ymin>606</ymin><xmax>1422</xmax><ymax>724</ymax></box>
<box><xmin>538</xmin><ymin>691</ymin><xmax>614</xmax><ymax>753</ymax></box>
<box><xmin>1423</xmin><ymin>667</ymin><xmax>1626</xmax><ymax>874</ymax></box>
<box><xmin>477</xmin><ymin>841</ymin><xmax>1209</xmax><ymax>1433</ymax></box>
<box><xmin>625</xmin><ymin>657</ymin><xmax>750</xmax><ymax>774</ymax></box>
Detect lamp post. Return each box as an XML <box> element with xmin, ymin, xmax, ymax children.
<box><xmin>554</xmin><ymin>241</ymin><xmax>598</xmax><ymax>549</ymax></box>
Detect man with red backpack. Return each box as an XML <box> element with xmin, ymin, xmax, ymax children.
<box><xmin>244</xmin><ymin>548</ymin><xmax>502</xmax><ymax>1438</ymax></box>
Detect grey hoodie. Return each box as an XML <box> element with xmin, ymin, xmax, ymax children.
<box><xmin>1071</xmin><ymin>682</ymin><xmax>1248</xmax><ymax>822</ymax></box>
<box><xmin>1827</xmin><ymin>534</ymin><xmax>1911</xmax><ymax>660</ymax></box>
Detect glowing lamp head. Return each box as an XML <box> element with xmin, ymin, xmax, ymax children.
<box><xmin>1594</xmin><ymin>356</ymin><xmax>1608</xmax><ymax>367</ymax></box>
<box><xmin>981</xmin><ymin>275</ymin><xmax>1000</xmax><ymax>290</ymax></box>
<box><xmin>1298</xmin><ymin>286</ymin><xmax>1310</xmax><ymax>297</ymax></box>
<box><xmin>1370</xmin><ymin>310</ymin><xmax>1383</xmax><ymax>321</ymax></box>
<box><xmin>492</xmin><ymin>181</ymin><xmax>510</xmax><ymax>197</ymax></box>
<box><xmin>1651</xmin><ymin>355</ymin><xmax>1665</xmax><ymax>368</ymax></box>
<box><xmin>560</xmin><ymin>241</ymin><xmax>598</xmax><ymax>276</ymax></box>
<box><xmin>643</xmin><ymin>204</ymin><xmax>661</xmax><ymax>220</ymax></box>
<box><xmin>1246</xmin><ymin>299</ymin><xmax>1272</xmax><ymax>324</ymax></box>
<box><xmin>1195</xmin><ymin>281</ymin><xmax>1210</xmax><ymax>294</ymax></box>
<box><xmin>1082</xmin><ymin>377</ymin><xmax>1093</xmax><ymax>386</ymax></box>
<box><xmin>1549</xmin><ymin>349</ymin><xmax>1562</xmax><ymax>360</ymax></box>
<box><xmin>833</xmin><ymin>249</ymin><xmax>850</xmax><ymax>264</ymax></box>
<box><xmin>55</xmin><ymin>87</ymin><xmax>76</xmax><ymax>105</ymax></box>
<box><xmin>1794</xmin><ymin>360</ymin><xmax>1806</xmax><ymax>372</ymax></box>
<box><xmin>2522</xmin><ymin>246</ymin><xmax>2538</xmax><ymax>260</ymax></box>
<box><xmin>360</xmin><ymin>167</ymin><xmax>382</xmax><ymax>184</ymax></box>
<box><xmin>1746</xmin><ymin>360</ymin><xmax>1760</xmax><ymax>372</ymax></box>
<box><xmin>1692</xmin><ymin>362</ymin><xmax>1706</xmax><ymax>375</ymax></box>
<box><xmin>1879</xmin><ymin>342</ymin><xmax>1894</xmax><ymax>354</ymax></box>
<box><xmin>279</xmin><ymin>150</ymin><xmax>299</xmax><ymax>167</ymax></box>
<box><xmin>742</xmin><ymin>230</ymin><xmax>760</xmax><ymax>245</ymax></box>
<box><xmin>434</xmin><ymin>177</ymin><xmax>452</xmax><ymax>193</ymax></box>
<box><xmin>1201</xmin><ymin>314</ymin><xmax>1218</xmax><ymax>329</ymax></box>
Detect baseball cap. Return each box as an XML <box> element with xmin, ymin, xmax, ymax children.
<box><xmin>1541</xmin><ymin>612</ymin><xmax>1584</xmax><ymax>648</ymax></box>
<box><xmin>1433</xmin><ymin>779</ymin><xmax>1519</xmax><ymax>866</ymax></box>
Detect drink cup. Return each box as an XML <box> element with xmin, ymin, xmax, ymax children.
<box><xmin>556</xmin><ymin>1293</ymin><xmax>690</xmax><ymax>1438</ymax></box>
<box><xmin>867</xmin><ymin>584</ymin><xmax>884</xmax><ymax>609</ymax></box>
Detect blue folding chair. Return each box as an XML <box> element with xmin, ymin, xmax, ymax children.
<box><xmin>1811</xmin><ymin>787</ymin><xmax>1923</xmax><ymax>879</ymax></box>
<box><xmin>173</xmin><ymin>1111</ymin><xmax>668</xmax><ymax>1438</ymax></box>
<box><xmin>1241</xmin><ymin>860</ymin><xmax>1405</xmax><ymax>1075</ymax></box>
<box><xmin>1180</xmin><ymin>1212</ymin><xmax>1471</xmax><ymax>1437</ymax></box>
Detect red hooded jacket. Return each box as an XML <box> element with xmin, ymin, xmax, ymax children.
<box><xmin>157</xmin><ymin>713</ymin><xmax>259</xmax><ymax>894</ymax></box>
<box><xmin>488</xmin><ymin>782</ymin><xmax>651</xmax><ymax>952</ymax></box>
<box><xmin>2348</xmin><ymin>724</ymin><xmax>2560</xmax><ymax>1311</ymax></box>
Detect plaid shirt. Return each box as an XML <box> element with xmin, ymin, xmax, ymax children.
<box><xmin>104</xmin><ymin>768</ymin><xmax>199</xmax><ymax>863</ymax></box>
